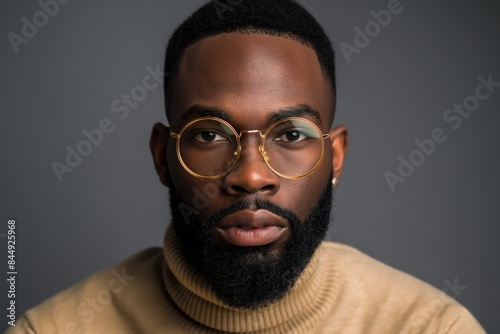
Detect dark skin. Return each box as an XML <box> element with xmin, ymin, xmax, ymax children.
<box><xmin>151</xmin><ymin>32</ymin><xmax>348</xmax><ymax>255</ymax></box>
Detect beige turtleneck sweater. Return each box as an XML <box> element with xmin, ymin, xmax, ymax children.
<box><xmin>6</xmin><ymin>225</ymin><xmax>485</xmax><ymax>333</ymax></box>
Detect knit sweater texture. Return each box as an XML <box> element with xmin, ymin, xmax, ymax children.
<box><xmin>6</xmin><ymin>225</ymin><xmax>485</xmax><ymax>333</ymax></box>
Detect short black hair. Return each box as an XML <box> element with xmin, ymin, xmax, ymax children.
<box><xmin>164</xmin><ymin>0</ymin><xmax>336</xmax><ymax>123</ymax></box>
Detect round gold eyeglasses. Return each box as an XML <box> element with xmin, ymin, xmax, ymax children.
<box><xmin>170</xmin><ymin>117</ymin><xmax>330</xmax><ymax>179</ymax></box>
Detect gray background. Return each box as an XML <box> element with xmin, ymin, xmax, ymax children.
<box><xmin>1</xmin><ymin>0</ymin><xmax>499</xmax><ymax>332</ymax></box>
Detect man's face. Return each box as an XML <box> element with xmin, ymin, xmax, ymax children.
<box><xmin>152</xmin><ymin>33</ymin><xmax>347</xmax><ymax>308</ymax></box>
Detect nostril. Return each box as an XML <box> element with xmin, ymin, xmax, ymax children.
<box><xmin>228</xmin><ymin>177</ymin><xmax>278</xmax><ymax>193</ymax></box>
<box><xmin>230</xmin><ymin>185</ymin><xmax>250</xmax><ymax>194</ymax></box>
<box><xmin>261</xmin><ymin>184</ymin><xmax>276</xmax><ymax>192</ymax></box>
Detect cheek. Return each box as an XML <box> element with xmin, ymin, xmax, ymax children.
<box><xmin>285</xmin><ymin>176</ymin><xmax>328</xmax><ymax>221</ymax></box>
<box><xmin>293</xmin><ymin>148</ymin><xmax>333</xmax><ymax>218</ymax></box>
<box><xmin>167</xmin><ymin>143</ymin><xmax>223</xmax><ymax>218</ymax></box>
<box><xmin>278</xmin><ymin>143</ymin><xmax>332</xmax><ymax>221</ymax></box>
<box><xmin>167</xmin><ymin>142</ymin><xmax>192</xmax><ymax>198</ymax></box>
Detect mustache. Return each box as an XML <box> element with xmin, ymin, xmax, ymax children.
<box><xmin>203</xmin><ymin>198</ymin><xmax>302</xmax><ymax>231</ymax></box>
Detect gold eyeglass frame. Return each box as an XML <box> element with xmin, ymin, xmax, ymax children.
<box><xmin>169</xmin><ymin>116</ymin><xmax>331</xmax><ymax>180</ymax></box>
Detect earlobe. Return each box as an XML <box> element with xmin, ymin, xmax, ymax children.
<box><xmin>329</xmin><ymin>125</ymin><xmax>349</xmax><ymax>184</ymax></box>
<box><xmin>150</xmin><ymin>123</ymin><xmax>171</xmax><ymax>188</ymax></box>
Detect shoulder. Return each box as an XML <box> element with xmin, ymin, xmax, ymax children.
<box><xmin>318</xmin><ymin>241</ymin><xmax>485</xmax><ymax>333</ymax></box>
<box><xmin>322</xmin><ymin>241</ymin><xmax>443</xmax><ymax>294</ymax></box>
<box><xmin>7</xmin><ymin>247</ymin><xmax>164</xmax><ymax>334</ymax></box>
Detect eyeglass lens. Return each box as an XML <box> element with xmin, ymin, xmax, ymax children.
<box><xmin>177</xmin><ymin>119</ymin><xmax>324</xmax><ymax>178</ymax></box>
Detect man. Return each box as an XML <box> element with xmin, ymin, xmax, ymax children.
<box><xmin>8</xmin><ymin>1</ymin><xmax>485</xmax><ymax>333</ymax></box>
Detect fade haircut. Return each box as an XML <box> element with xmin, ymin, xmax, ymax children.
<box><xmin>163</xmin><ymin>0</ymin><xmax>336</xmax><ymax>123</ymax></box>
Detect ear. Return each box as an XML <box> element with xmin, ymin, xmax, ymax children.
<box><xmin>329</xmin><ymin>125</ymin><xmax>349</xmax><ymax>182</ymax></box>
<box><xmin>150</xmin><ymin>122</ymin><xmax>171</xmax><ymax>188</ymax></box>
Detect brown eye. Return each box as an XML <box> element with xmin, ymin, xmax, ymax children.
<box><xmin>201</xmin><ymin>131</ymin><xmax>216</xmax><ymax>141</ymax></box>
<box><xmin>275</xmin><ymin>129</ymin><xmax>308</xmax><ymax>142</ymax></box>
<box><xmin>286</xmin><ymin>130</ymin><xmax>301</xmax><ymax>141</ymax></box>
<box><xmin>193</xmin><ymin>131</ymin><xmax>227</xmax><ymax>143</ymax></box>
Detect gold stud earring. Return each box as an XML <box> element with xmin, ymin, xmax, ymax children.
<box><xmin>332</xmin><ymin>177</ymin><xmax>338</xmax><ymax>187</ymax></box>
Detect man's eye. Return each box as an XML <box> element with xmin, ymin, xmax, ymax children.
<box><xmin>193</xmin><ymin>131</ymin><xmax>227</xmax><ymax>142</ymax></box>
<box><xmin>275</xmin><ymin>130</ymin><xmax>308</xmax><ymax>142</ymax></box>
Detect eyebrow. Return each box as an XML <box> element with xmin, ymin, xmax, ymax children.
<box><xmin>268</xmin><ymin>105</ymin><xmax>322</xmax><ymax>125</ymax></box>
<box><xmin>180</xmin><ymin>105</ymin><xmax>229</xmax><ymax>122</ymax></box>
<box><xmin>180</xmin><ymin>104</ymin><xmax>322</xmax><ymax>126</ymax></box>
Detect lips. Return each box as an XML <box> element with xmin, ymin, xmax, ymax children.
<box><xmin>216</xmin><ymin>209</ymin><xmax>288</xmax><ymax>247</ymax></box>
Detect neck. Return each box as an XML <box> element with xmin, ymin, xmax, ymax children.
<box><xmin>162</xmin><ymin>224</ymin><xmax>340</xmax><ymax>332</ymax></box>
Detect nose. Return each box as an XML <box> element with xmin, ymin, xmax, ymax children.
<box><xmin>222</xmin><ymin>135</ymin><xmax>280</xmax><ymax>196</ymax></box>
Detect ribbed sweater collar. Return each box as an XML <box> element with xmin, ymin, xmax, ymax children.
<box><xmin>162</xmin><ymin>224</ymin><xmax>339</xmax><ymax>333</ymax></box>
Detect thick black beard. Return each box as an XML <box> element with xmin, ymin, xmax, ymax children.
<box><xmin>169</xmin><ymin>175</ymin><xmax>333</xmax><ymax>309</ymax></box>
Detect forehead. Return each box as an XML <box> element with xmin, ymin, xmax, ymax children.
<box><xmin>169</xmin><ymin>33</ymin><xmax>332</xmax><ymax>129</ymax></box>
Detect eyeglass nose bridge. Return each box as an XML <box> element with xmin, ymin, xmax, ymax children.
<box><xmin>234</xmin><ymin>129</ymin><xmax>269</xmax><ymax>163</ymax></box>
<box><xmin>237</xmin><ymin>129</ymin><xmax>264</xmax><ymax>137</ymax></box>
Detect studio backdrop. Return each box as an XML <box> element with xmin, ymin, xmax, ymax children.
<box><xmin>1</xmin><ymin>0</ymin><xmax>499</xmax><ymax>332</ymax></box>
